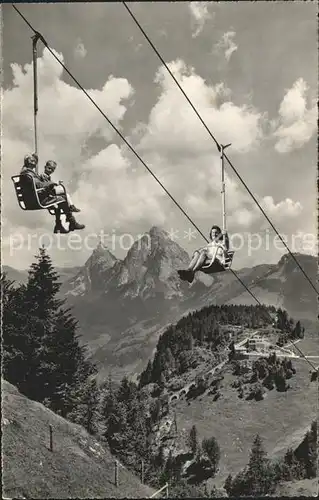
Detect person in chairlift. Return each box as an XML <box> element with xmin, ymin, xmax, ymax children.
<box><xmin>178</xmin><ymin>225</ymin><xmax>229</xmax><ymax>283</ymax></box>
<box><xmin>40</xmin><ymin>160</ymin><xmax>81</xmax><ymax>213</ymax></box>
<box><xmin>20</xmin><ymin>154</ymin><xmax>84</xmax><ymax>233</ymax></box>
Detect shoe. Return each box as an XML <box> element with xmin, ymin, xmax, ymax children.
<box><xmin>187</xmin><ymin>271</ymin><xmax>195</xmax><ymax>283</ymax></box>
<box><xmin>70</xmin><ymin>205</ymin><xmax>81</xmax><ymax>213</ymax></box>
<box><xmin>178</xmin><ymin>270</ymin><xmax>194</xmax><ymax>283</ymax></box>
<box><xmin>69</xmin><ymin>218</ymin><xmax>85</xmax><ymax>231</ymax></box>
<box><xmin>54</xmin><ymin>223</ymin><xmax>68</xmax><ymax>234</ymax></box>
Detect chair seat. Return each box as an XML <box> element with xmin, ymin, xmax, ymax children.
<box><xmin>201</xmin><ymin>250</ymin><xmax>235</xmax><ymax>275</ymax></box>
<box><xmin>12</xmin><ymin>174</ymin><xmax>67</xmax><ymax>215</ymax></box>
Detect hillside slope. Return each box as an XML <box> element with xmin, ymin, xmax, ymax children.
<box><xmin>2</xmin><ymin>380</ymin><xmax>154</xmax><ymax>499</ymax></box>
<box><xmin>169</xmin><ymin>354</ymin><xmax>317</xmax><ymax>487</ymax></box>
<box><xmin>227</xmin><ymin>253</ymin><xmax>317</xmax><ymax>321</ymax></box>
<box><xmin>271</xmin><ymin>478</ymin><xmax>318</xmax><ymax>497</ymax></box>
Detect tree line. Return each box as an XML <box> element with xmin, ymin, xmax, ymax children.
<box><xmin>139</xmin><ymin>302</ymin><xmax>299</xmax><ymax>389</ymax></box>
<box><xmin>2</xmin><ymin>247</ymin><xmax>99</xmax><ymax>428</ymax></box>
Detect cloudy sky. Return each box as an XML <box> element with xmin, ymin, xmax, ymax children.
<box><xmin>2</xmin><ymin>2</ymin><xmax>317</xmax><ymax>271</ymax></box>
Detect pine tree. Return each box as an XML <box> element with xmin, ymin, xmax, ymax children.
<box><xmin>67</xmin><ymin>374</ymin><xmax>100</xmax><ymax>434</ymax></box>
<box><xmin>295</xmin><ymin>421</ymin><xmax>318</xmax><ymax>479</ymax></box>
<box><xmin>152</xmin><ymin>351</ymin><xmax>164</xmax><ymax>383</ymax></box>
<box><xmin>164</xmin><ymin>450</ymin><xmax>174</xmax><ymax>482</ymax></box>
<box><xmin>156</xmin><ymin>444</ymin><xmax>166</xmax><ymax>469</ymax></box>
<box><xmin>150</xmin><ymin>399</ymin><xmax>162</xmax><ymax>424</ymax></box>
<box><xmin>246</xmin><ymin>434</ymin><xmax>274</xmax><ymax>495</ymax></box>
<box><xmin>3</xmin><ymin>248</ymin><xmax>97</xmax><ymax>419</ymax></box>
<box><xmin>26</xmin><ymin>247</ymin><xmax>63</xmax><ymax>319</ymax></box>
<box><xmin>117</xmin><ymin>376</ymin><xmax>137</xmax><ymax>403</ymax></box>
<box><xmin>224</xmin><ymin>474</ymin><xmax>233</xmax><ymax>495</ymax></box>
<box><xmin>45</xmin><ymin>307</ymin><xmax>95</xmax><ymax>416</ymax></box>
<box><xmin>2</xmin><ymin>275</ymin><xmax>31</xmax><ymax>390</ymax></box>
<box><xmin>139</xmin><ymin>360</ymin><xmax>153</xmax><ymax>387</ymax></box>
<box><xmin>202</xmin><ymin>436</ymin><xmax>220</xmax><ymax>475</ymax></box>
<box><xmin>274</xmin><ymin>366</ymin><xmax>288</xmax><ymax>392</ymax></box>
<box><xmin>228</xmin><ymin>341</ymin><xmax>235</xmax><ymax>360</ymax></box>
<box><xmin>188</xmin><ymin>424</ymin><xmax>199</xmax><ymax>456</ymax></box>
<box><xmin>281</xmin><ymin>448</ymin><xmax>303</xmax><ymax>480</ymax></box>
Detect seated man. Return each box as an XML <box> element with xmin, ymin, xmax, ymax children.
<box><xmin>20</xmin><ymin>154</ymin><xmax>85</xmax><ymax>233</ymax></box>
<box><xmin>178</xmin><ymin>225</ymin><xmax>229</xmax><ymax>283</ymax></box>
<box><xmin>40</xmin><ymin>160</ymin><xmax>81</xmax><ymax>213</ymax></box>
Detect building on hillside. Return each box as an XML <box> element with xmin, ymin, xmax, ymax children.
<box><xmin>234</xmin><ymin>334</ymin><xmax>274</xmax><ymax>359</ymax></box>
<box><xmin>247</xmin><ymin>335</ymin><xmax>268</xmax><ymax>352</ymax></box>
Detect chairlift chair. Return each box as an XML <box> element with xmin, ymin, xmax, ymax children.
<box><xmin>200</xmin><ymin>248</ymin><xmax>235</xmax><ymax>275</ymax></box>
<box><xmin>11</xmin><ymin>174</ymin><xmax>66</xmax><ymax>215</ymax></box>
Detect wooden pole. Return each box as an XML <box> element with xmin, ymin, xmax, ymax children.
<box><xmin>114</xmin><ymin>460</ymin><xmax>119</xmax><ymax>487</ymax></box>
<box><xmin>49</xmin><ymin>424</ymin><xmax>53</xmax><ymax>452</ymax></box>
<box><xmin>141</xmin><ymin>459</ymin><xmax>144</xmax><ymax>484</ymax></box>
<box><xmin>150</xmin><ymin>483</ymin><xmax>169</xmax><ymax>498</ymax></box>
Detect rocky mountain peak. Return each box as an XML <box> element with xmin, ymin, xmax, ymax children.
<box><xmin>86</xmin><ymin>241</ymin><xmax>118</xmax><ymax>269</ymax></box>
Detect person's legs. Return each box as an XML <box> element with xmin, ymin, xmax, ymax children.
<box><xmin>65</xmin><ymin>192</ymin><xmax>80</xmax><ymax>212</ymax></box>
<box><xmin>54</xmin><ymin>185</ymin><xmax>80</xmax><ymax>212</ymax></box>
<box><xmin>59</xmin><ymin>200</ymin><xmax>85</xmax><ymax>231</ymax></box>
<box><xmin>66</xmin><ymin>193</ymin><xmax>72</xmax><ymax>205</ymax></box>
<box><xmin>177</xmin><ymin>249</ymin><xmax>208</xmax><ymax>283</ymax></box>
<box><xmin>192</xmin><ymin>250</ymin><xmax>208</xmax><ymax>271</ymax></box>
<box><xmin>188</xmin><ymin>249</ymin><xmax>208</xmax><ymax>272</ymax></box>
<box><xmin>187</xmin><ymin>250</ymin><xmax>200</xmax><ymax>270</ymax></box>
<box><xmin>53</xmin><ymin>207</ymin><xmax>68</xmax><ymax>234</ymax></box>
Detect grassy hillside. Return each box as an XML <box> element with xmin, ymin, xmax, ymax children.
<box><xmin>166</xmin><ymin>345</ymin><xmax>317</xmax><ymax>487</ymax></box>
<box><xmin>272</xmin><ymin>478</ymin><xmax>318</xmax><ymax>497</ymax></box>
<box><xmin>2</xmin><ymin>380</ymin><xmax>154</xmax><ymax>499</ymax></box>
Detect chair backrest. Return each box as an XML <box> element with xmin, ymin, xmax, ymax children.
<box><xmin>12</xmin><ymin>174</ymin><xmax>42</xmax><ymax>210</ymax></box>
<box><xmin>223</xmin><ymin>251</ymin><xmax>235</xmax><ymax>270</ymax></box>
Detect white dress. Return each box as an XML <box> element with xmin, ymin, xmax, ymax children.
<box><xmin>205</xmin><ymin>241</ymin><xmax>226</xmax><ymax>262</ymax></box>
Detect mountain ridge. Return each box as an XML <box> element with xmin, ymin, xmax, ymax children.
<box><xmin>3</xmin><ymin>227</ymin><xmax>317</xmax><ymax>381</ymax></box>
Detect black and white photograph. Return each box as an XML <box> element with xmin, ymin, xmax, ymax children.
<box><xmin>2</xmin><ymin>1</ymin><xmax>318</xmax><ymax>498</ymax></box>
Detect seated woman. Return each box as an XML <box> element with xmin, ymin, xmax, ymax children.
<box><xmin>178</xmin><ymin>225</ymin><xmax>229</xmax><ymax>283</ymax></box>
<box><xmin>20</xmin><ymin>154</ymin><xmax>85</xmax><ymax>233</ymax></box>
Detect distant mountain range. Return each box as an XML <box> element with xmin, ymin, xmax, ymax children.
<box><xmin>3</xmin><ymin>226</ymin><xmax>317</xmax><ymax>381</ymax></box>
<box><xmin>2</xmin><ymin>264</ymin><xmax>82</xmax><ymax>286</ymax></box>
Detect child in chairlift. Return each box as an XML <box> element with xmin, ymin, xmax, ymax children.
<box><xmin>40</xmin><ymin>160</ymin><xmax>80</xmax><ymax>213</ymax></box>
<box><xmin>178</xmin><ymin>225</ymin><xmax>229</xmax><ymax>283</ymax></box>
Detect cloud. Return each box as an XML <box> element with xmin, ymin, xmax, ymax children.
<box><xmin>134</xmin><ymin>60</ymin><xmax>304</xmax><ymax>240</ymax></box>
<box><xmin>132</xmin><ymin>60</ymin><xmax>302</xmax><ymax>243</ymax></box>
<box><xmin>228</xmin><ymin>194</ymin><xmax>303</xmax><ymax>229</ymax></box>
<box><xmin>73</xmin><ymin>144</ymin><xmax>166</xmax><ymax>234</ymax></box>
<box><xmin>273</xmin><ymin>78</ymin><xmax>317</xmax><ymax>153</ymax></box>
<box><xmin>138</xmin><ymin>59</ymin><xmax>265</xmax><ymax>156</ymax></box>
<box><xmin>215</xmin><ymin>31</ymin><xmax>238</xmax><ymax>62</ymax></box>
<box><xmin>74</xmin><ymin>39</ymin><xmax>87</xmax><ymax>60</ymax></box>
<box><xmin>261</xmin><ymin>196</ymin><xmax>303</xmax><ymax>218</ymax></box>
<box><xmin>189</xmin><ymin>2</ymin><xmax>212</xmax><ymax>38</ymax></box>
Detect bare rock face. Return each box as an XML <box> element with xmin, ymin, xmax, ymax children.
<box><xmin>113</xmin><ymin>226</ymin><xmax>193</xmax><ymax>299</ymax></box>
<box><xmin>64</xmin><ymin>226</ymin><xmax>204</xmax><ymax>300</ymax></box>
<box><xmin>65</xmin><ymin>242</ymin><xmax>119</xmax><ymax>296</ymax></box>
